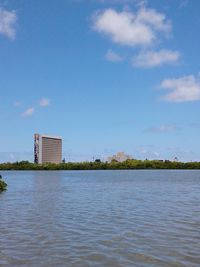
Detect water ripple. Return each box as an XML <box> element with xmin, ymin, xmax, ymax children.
<box><xmin>0</xmin><ymin>170</ymin><xmax>200</xmax><ymax>267</ymax></box>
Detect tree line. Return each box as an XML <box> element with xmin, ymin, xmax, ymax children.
<box><xmin>1</xmin><ymin>159</ymin><xmax>200</xmax><ymax>170</ymax></box>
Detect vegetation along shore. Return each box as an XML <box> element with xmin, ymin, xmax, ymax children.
<box><xmin>1</xmin><ymin>160</ymin><xmax>200</xmax><ymax>170</ymax></box>
<box><xmin>0</xmin><ymin>175</ymin><xmax>7</xmax><ymax>191</ymax></box>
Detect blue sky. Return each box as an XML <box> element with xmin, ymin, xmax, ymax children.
<box><xmin>0</xmin><ymin>0</ymin><xmax>200</xmax><ymax>162</ymax></box>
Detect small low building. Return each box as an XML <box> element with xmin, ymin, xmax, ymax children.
<box><xmin>107</xmin><ymin>152</ymin><xmax>133</xmax><ymax>163</ymax></box>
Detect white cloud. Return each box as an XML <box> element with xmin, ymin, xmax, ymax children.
<box><xmin>0</xmin><ymin>8</ymin><xmax>17</xmax><ymax>39</ymax></box>
<box><xmin>133</xmin><ymin>49</ymin><xmax>180</xmax><ymax>68</ymax></box>
<box><xmin>22</xmin><ymin>107</ymin><xmax>35</xmax><ymax>117</ymax></box>
<box><xmin>39</xmin><ymin>98</ymin><xmax>50</xmax><ymax>107</ymax></box>
<box><xmin>146</xmin><ymin>124</ymin><xmax>177</xmax><ymax>133</ymax></box>
<box><xmin>160</xmin><ymin>74</ymin><xmax>200</xmax><ymax>102</ymax></box>
<box><xmin>105</xmin><ymin>50</ymin><xmax>123</xmax><ymax>62</ymax></box>
<box><xmin>92</xmin><ymin>7</ymin><xmax>171</xmax><ymax>47</ymax></box>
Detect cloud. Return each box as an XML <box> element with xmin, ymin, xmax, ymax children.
<box><xmin>146</xmin><ymin>124</ymin><xmax>177</xmax><ymax>133</ymax></box>
<box><xmin>92</xmin><ymin>7</ymin><xmax>171</xmax><ymax>47</ymax></box>
<box><xmin>39</xmin><ymin>98</ymin><xmax>50</xmax><ymax>107</ymax></box>
<box><xmin>105</xmin><ymin>49</ymin><xmax>124</xmax><ymax>62</ymax></box>
<box><xmin>22</xmin><ymin>107</ymin><xmax>35</xmax><ymax>117</ymax></box>
<box><xmin>15</xmin><ymin>98</ymin><xmax>50</xmax><ymax>117</ymax></box>
<box><xmin>132</xmin><ymin>49</ymin><xmax>180</xmax><ymax>68</ymax></box>
<box><xmin>0</xmin><ymin>8</ymin><xmax>17</xmax><ymax>39</ymax></box>
<box><xmin>160</xmin><ymin>74</ymin><xmax>200</xmax><ymax>102</ymax></box>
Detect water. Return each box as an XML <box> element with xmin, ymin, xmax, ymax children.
<box><xmin>0</xmin><ymin>170</ymin><xmax>200</xmax><ymax>267</ymax></box>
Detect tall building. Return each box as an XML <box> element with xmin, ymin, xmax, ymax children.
<box><xmin>34</xmin><ymin>134</ymin><xmax>62</xmax><ymax>164</ymax></box>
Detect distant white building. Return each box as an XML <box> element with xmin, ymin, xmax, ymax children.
<box><xmin>107</xmin><ymin>152</ymin><xmax>133</xmax><ymax>163</ymax></box>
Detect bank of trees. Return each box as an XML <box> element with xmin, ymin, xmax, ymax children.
<box><xmin>0</xmin><ymin>159</ymin><xmax>200</xmax><ymax>170</ymax></box>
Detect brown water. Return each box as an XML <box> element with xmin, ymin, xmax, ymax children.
<box><xmin>0</xmin><ymin>170</ymin><xmax>200</xmax><ymax>267</ymax></box>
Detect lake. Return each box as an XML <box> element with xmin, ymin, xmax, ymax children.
<box><xmin>0</xmin><ymin>170</ymin><xmax>200</xmax><ymax>267</ymax></box>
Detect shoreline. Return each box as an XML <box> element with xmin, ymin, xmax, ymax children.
<box><xmin>1</xmin><ymin>160</ymin><xmax>200</xmax><ymax>171</ymax></box>
<box><xmin>1</xmin><ymin>169</ymin><xmax>200</xmax><ymax>172</ymax></box>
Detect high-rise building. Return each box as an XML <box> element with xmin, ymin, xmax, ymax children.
<box><xmin>34</xmin><ymin>134</ymin><xmax>62</xmax><ymax>164</ymax></box>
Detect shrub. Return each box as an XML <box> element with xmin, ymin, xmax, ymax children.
<box><xmin>0</xmin><ymin>175</ymin><xmax>7</xmax><ymax>192</ymax></box>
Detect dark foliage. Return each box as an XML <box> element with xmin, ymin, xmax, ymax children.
<box><xmin>0</xmin><ymin>159</ymin><xmax>200</xmax><ymax>170</ymax></box>
<box><xmin>0</xmin><ymin>175</ymin><xmax>7</xmax><ymax>191</ymax></box>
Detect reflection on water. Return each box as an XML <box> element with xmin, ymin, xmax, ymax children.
<box><xmin>0</xmin><ymin>170</ymin><xmax>200</xmax><ymax>267</ymax></box>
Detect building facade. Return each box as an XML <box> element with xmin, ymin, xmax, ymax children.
<box><xmin>34</xmin><ymin>134</ymin><xmax>62</xmax><ymax>164</ymax></box>
<box><xmin>107</xmin><ymin>152</ymin><xmax>133</xmax><ymax>163</ymax></box>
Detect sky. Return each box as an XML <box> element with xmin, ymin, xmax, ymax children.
<box><xmin>0</xmin><ymin>0</ymin><xmax>200</xmax><ymax>162</ymax></box>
